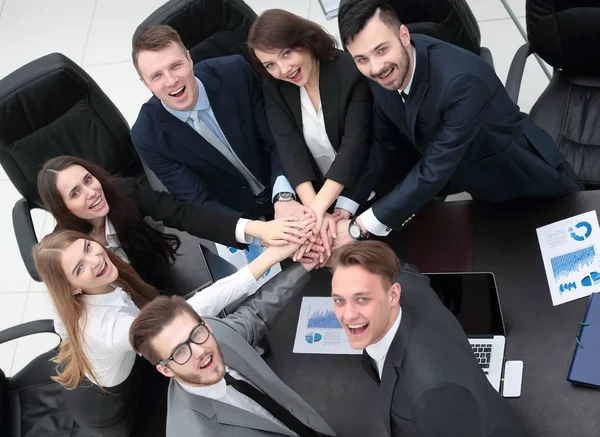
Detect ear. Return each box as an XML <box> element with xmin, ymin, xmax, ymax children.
<box><xmin>72</xmin><ymin>288</ymin><xmax>82</xmax><ymax>296</ymax></box>
<box><xmin>389</xmin><ymin>282</ymin><xmax>401</xmax><ymax>306</ymax></box>
<box><xmin>156</xmin><ymin>363</ymin><xmax>174</xmax><ymax>378</ymax></box>
<box><xmin>186</xmin><ymin>50</ymin><xmax>193</xmax><ymax>64</ymax></box>
<box><xmin>139</xmin><ymin>76</ymin><xmax>151</xmax><ymax>91</ymax></box>
<box><xmin>399</xmin><ymin>24</ymin><xmax>411</xmax><ymax>47</ymax></box>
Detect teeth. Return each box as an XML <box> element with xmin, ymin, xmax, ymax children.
<box><xmin>169</xmin><ymin>86</ymin><xmax>184</xmax><ymax>96</ymax></box>
<box><xmin>90</xmin><ymin>198</ymin><xmax>101</xmax><ymax>208</ymax></box>
<box><xmin>287</xmin><ymin>69</ymin><xmax>299</xmax><ymax>78</ymax></box>
<box><xmin>200</xmin><ymin>356</ymin><xmax>212</xmax><ymax>368</ymax></box>
<box><xmin>347</xmin><ymin>323</ymin><xmax>368</xmax><ymax>329</ymax></box>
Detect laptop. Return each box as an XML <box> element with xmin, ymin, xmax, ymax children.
<box><xmin>426</xmin><ymin>272</ymin><xmax>507</xmax><ymax>392</ymax></box>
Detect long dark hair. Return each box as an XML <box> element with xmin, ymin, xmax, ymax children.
<box><xmin>247</xmin><ymin>9</ymin><xmax>337</xmax><ymax>76</ymax></box>
<box><xmin>37</xmin><ymin>156</ymin><xmax>180</xmax><ymax>288</ymax></box>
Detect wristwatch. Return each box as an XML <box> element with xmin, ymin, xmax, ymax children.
<box><xmin>273</xmin><ymin>192</ymin><xmax>295</xmax><ymax>203</ymax></box>
<box><xmin>349</xmin><ymin>217</ymin><xmax>368</xmax><ymax>241</ymax></box>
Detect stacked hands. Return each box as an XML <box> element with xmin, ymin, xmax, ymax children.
<box><xmin>260</xmin><ymin>199</ymin><xmax>354</xmax><ymax>268</ymax></box>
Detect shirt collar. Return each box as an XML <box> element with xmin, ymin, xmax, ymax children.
<box><xmin>366</xmin><ymin>308</ymin><xmax>402</xmax><ymax>363</ymax></box>
<box><xmin>162</xmin><ymin>77</ymin><xmax>209</xmax><ymax>122</ymax></box>
<box><xmin>401</xmin><ymin>46</ymin><xmax>418</xmax><ymax>95</ymax></box>
<box><xmin>177</xmin><ymin>366</ymin><xmax>230</xmax><ymax>399</ymax></box>
<box><xmin>105</xmin><ymin>217</ymin><xmax>117</xmax><ymax>239</ymax></box>
<box><xmin>82</xmin><ymin>286</ymin><xmax>126</xmax><ymax>307</ymax></box>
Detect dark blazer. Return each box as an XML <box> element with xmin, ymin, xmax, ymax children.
<box><xmin>114</xmin><ymin>177</ymin><xmax>246</xmax><ymax>289</ymax></box>
<box><xmin>351</xmin><ymin>34</ymin><xmax>582</xmax><ymax>228</ymax></box>
<box><xmin>131</xmin><ymin>55</ymin><xmax>286</xmax><ymax>218</ymax></box>
<box><xmin>262</xmin><ymin>49</ymin><xmax>372</xmax><ymax>191</ymax></box>
<box><xmin>363</xmin><ymin>263</ymin><xmax>529</xmax><ymax>437</ymax></box>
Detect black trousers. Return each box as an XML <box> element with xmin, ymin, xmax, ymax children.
<box><xmin>62</xmin><ymin>357</ymin><xmax>168</xmax><ymax>437</ymax></box>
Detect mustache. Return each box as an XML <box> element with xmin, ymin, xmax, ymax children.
<box><xmin>371</xmin><ymin>64</ymin><xmax>397</xmax><ymax>79</ymax></box>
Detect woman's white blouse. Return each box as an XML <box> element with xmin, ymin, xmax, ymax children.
<box><xmin>299</xmin><ymin>86</ymin><xmax>337</xmax><ymax>177</ymax></box>
<box><xmin>53</xmin><ymin>266</ymin><xmax>256</xmax><ymax>388</ymax></box>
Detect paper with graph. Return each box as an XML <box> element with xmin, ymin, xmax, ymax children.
<box><xmin>293</xmin><ymin>297</ymin><xmax>362</xmax><ymax>354</ymax></box>
<box><xmin>537</xmin><ymin>211</ymin><xmax>600</xmax><ymax>306</ymax></box>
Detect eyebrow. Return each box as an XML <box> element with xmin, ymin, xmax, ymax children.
<box><xmin>331</xmin><ymin>291</ymin><xmax>371</xmax><ymax>298</ymax></box>
<box><xmin>71</xmin><ymin>239</ymin><xmax>86</xmax><ymax>276</ymax></box>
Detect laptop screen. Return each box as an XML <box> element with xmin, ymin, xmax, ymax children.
<box><xmin>425</xmin><ymin>273</ymin><xmax>506</xmax><ymax>336</ymax></box>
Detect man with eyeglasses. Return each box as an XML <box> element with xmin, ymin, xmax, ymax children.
<box><xmin>129</xmin><ymin>262</ymin><xmax>336</xmax><ymax>437</ymax></box>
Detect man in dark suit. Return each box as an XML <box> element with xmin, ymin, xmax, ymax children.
<box><xmin>130</xmin><ymin>25</ymin><xmax>309</xmax><ymax>220</ymax></box>
<box><xmin>332</xmin><ymin>0</ymin><xmax>581</xmax><ymax>244</ymax></box>
<box><xmin>330</xmin><ymin>241</ymin><xmax>529</xmax><ymax>437</ymax></box>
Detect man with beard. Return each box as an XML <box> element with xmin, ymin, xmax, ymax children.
<box><xmin>129</xmin><ymin>257</ymin><xmax>335</xmax><ymax>437</ymax></box>
<box><xmin>331</xmin><ymin>0</ymin><xmax>582</xmax><ymax>246</ymax></box>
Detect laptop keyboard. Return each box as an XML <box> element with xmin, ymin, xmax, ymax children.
<box><xmin>471</xmin><ymin>343</ymin><xmax>492</xmax><ymax>372</ymax></box>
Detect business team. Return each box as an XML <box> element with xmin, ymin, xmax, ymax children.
<box><xmin>30</xmin><ymin>0</ymin><xmax>578</xmax><ymax>435</ymax></box>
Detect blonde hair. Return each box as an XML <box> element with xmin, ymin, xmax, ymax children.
<box><xmin>33</xmin><ymin>230</ymin><xmax>159</xmax><ymax>389</ymax></box>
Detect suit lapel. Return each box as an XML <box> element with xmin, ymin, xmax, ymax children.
<box><xmin>280</xmin><ymin>81</ymin><xmax>303</xmax><ymax>130</ymax></box>
<box><xmin>361</xmin><ymin>351</ymin><xmax>380</xmax><ymax>384</ymax></box>
<box><xmin>405</xmin><ymin>40</ymin><xmax>430</xmax><ymax>144</ymax></box>
<box><xmin>156</xmin><ymin>101</ymin><xmax>244</xmax><ymax>182</ymax></box>
<box><xmin>211</xmin><ymin>401</ymin><xmax>297</xmax><ymax>435</ymax></box>
<box><xmin>319</xmin><ymin>59</ymin><xmax>340</xmax><ymax>150</ymax></box>
<box><xmin>380</xmin><ymin>311</ymin><xmax>412</xmax><ymax>437</ymax></box>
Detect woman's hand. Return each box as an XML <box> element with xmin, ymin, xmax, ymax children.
<box><xmin>332</xmin><ymin>208</ymin><xmax>352</xmax><ymax>220</ymax></box>
<box><xmin>248</xmin><ymin>216</ymin><xmax>315</xmax><ymax>246</ymax></box>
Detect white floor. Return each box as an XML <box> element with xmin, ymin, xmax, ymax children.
<box><xmin>0</xmin><ymin>0</ymin><xmax>544</xmax><ymax>376</ymax></box>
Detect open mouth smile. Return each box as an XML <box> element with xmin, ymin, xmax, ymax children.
<box><xmin>168</xmin><ymin>86</ymin><xmax>185</xmax><ymax>98</ymax></box>
<box><xmin>346</xmin><ymin>322</ymin><xmax>369</xmax><ymax>336</ymax></box>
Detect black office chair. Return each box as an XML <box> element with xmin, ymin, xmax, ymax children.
<box><xmin>0</xmin><ymin>53</ymin><xmax>141</xmax><ymax>282</ymax></box>
<box><xmin>134</xmin><ymin>0</ymin><xmax>258</xmax><ymax>64</ymax></box>
<box><xmin>505</xmin><ymin>0</ymin><xmax>600</xmax><ymax>189</ymax></box>
<box><xmin>0</xmin><ymin>53</ymin><xmax>211</xmax><ymax>294</ymax></box>
<box><xmin>0</xmin><ymin>320</ymin><xmax>86</xmax><ymax>437</ymax></box>
<box><xmin>339</xmin><ymin>0</ymin><xmax>493</xmax><ymax>68</ymax></box>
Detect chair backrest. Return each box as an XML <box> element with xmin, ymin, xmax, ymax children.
<box><xmin>527</xmin><ymin>0</ymin><xmax>600</xmax><ymax>75</ymax></box>
<box><xmin>0</xmin><ymin>53</ymin><xmax>142</xmax><ymax>209</ymax></box>
<box><xmin>133</xmin><ymin>0</ymin><xmax>258</xmax><ymax>64</ymax></box>
<box><xmin>525</xmin><ymin>0</ymin><xmax>600</xmax><ymax>188</ymax></box>
<box><xmin>339</xmin><ymin>0</ymin><xmax>481</xmax><ymax>54</ymax></box>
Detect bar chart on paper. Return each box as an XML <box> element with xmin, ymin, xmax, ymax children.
<box><xmin>293</xmin><ymin>297</ymin><xmax>361</xmax><ymax>354</ymax></box>
<box><xmin>537</xmin><ymin>211</ymin><xmax>600</xmax><ymax>305</ymax></box>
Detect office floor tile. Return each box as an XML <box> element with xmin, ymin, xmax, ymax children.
<box><xmin>0</xmin><ymin>293</ymin><xmax>28</xmax><ymax>376</ymax></box>
<box><xmin>467</xmin><ymin>0</ymin><xmax>525</xmax><ymax>22</ymax></box>
<box><xmin>0</xmin><ymin>0</ymin><xmax>95</xmax><ymax>77</ymax></box>
<box><xmin>82</xmin><ymin>0</ymin><xmax>167</xmax><ymax>67</ymax></box>
<box><xmin>246</xmin><ymin>0</ymin><xmax>311</xmax><ymax>18</ymax></box>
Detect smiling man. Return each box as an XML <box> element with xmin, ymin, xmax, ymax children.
<box><xmin>330</xmin><ymin>241</ymin><xmax>529</xmax><ymax>437</ymax></box>
<box><xmin>332</xmin><ymin>0</ymin><xmax>581</xmax><ymax>246</ymax></box>
<box><xmin>130</xmin><ymin>24</ymin><xmax>309</xmax><ymax>221</ymax></box>
<box><xmin>130</xmin><ymin>261</ymin><xmax>335</xmax><ymax>437</ymax></box>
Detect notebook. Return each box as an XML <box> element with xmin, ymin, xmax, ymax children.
<box><xmin>567</xmin><ymin>292</ymin><xmax>600</xmax><ymax>387</ymax></box>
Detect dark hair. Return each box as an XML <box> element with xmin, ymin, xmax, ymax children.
<box><xmin>247</xmin><ymin>9</ymin><xmax>337</xmax><ymax>75</ymax></box>
<box><xmin>338</xmin><ymin>0</ymin><xmax>402</xmax><ymax>49</ymax></box>
<box><xmin>38</xmin><ymin>156</ymin><xmax>180</xmax><ymax>288</ymax></box>
<box><xmin>331</xmin><ymin>240</ymin><xmax>401</xmax><ymax>288</ymax></box>
<box><xmin>130</xmin><ymin>296</ymin><xmax>202</xmax><ymax>365</ymax></box>
<box><xmin>132</xmin><ymin>24</ymin><xmax>187</xmax><ymax>75</ymax></box>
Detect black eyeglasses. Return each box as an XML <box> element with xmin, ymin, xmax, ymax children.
<box><xmin>158</xmin><ymin>321</ymin><xmax>211</xmax><ymax>366</ymax></box>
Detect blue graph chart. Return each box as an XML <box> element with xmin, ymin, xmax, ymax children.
<box><xmin>551</xmin><ymin>245</ymin><xmax>596</xmax><ymax>281</ymax></box>
<box><xmin>307</xmin><ymin>310</ymin><xmax>342</xmax><ymax>329</ymax></box>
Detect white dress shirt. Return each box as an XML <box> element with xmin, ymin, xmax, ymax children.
<box><xmin>365</xmin><ymin>309</ymin><xmax>403</xmax><ymax>378</ymax></box>
<box><xmin>53</xmin><ymin>266</ymin><xmax>256</xmax><ymax>388</ymax></box>
<box><xmin>179</xmin><ymin>366</ymin><xmax>294</xmax><ymax>434</ymax></box>
<box><xmin>359</xmin><ymin>46</ymin><xmax>418</xmax><ymax>236</ymax></box>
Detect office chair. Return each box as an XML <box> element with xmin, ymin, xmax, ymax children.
<box><xmin>0</xmin><ymin>53</ymin><xmax>211</xmax><ymax>295</ymax></box>
<box><xmin>134</xmin><ymin>0</ymin><xmax>258</xmax><ymax>63</ymax></box>
<box><xmin>505</xmin><ymin>0</ymin><xmax>600</xmax><ymax>189</ymax></box>
<box><xmin>338</xmin><ymin>0</ymin><xmax>494</xmax><ymax>68</ymax></box>
<box><xmin>0</xmin><ymin>320</ymin><xmax>86</xmax><ymax>437</ymax></box>
<box><xmin>0</xmin><ymin>53</ymin><xmax>141</xmax><ymax>282</ymax></box>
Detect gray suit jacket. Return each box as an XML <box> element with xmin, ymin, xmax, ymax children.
<box><xmin>364</xmin><ymin>264</ymin><xmax>529</xmax><ymax>437</ymax></box>
<box><xmin>166</xmin><ymin>264</ymin><xmax>336</xmax><ymax>436</ymax></box>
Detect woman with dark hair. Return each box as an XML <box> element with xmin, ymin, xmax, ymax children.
<box><xmin>38</xmin><ymin>156</ymin><xmax>313</xmax><ymax>291</ymax></box>
<box><xmin>248</xmin><ymin>9</ymin><xmax>373</xmax><ymax>261</ymax></box>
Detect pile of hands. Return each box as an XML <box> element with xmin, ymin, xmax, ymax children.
<box><xmin>258</xmin><ymin>200</ymin><xmax>355</xmax><ymax>269</ymax></box>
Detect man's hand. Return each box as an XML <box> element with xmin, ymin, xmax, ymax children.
<box><xmin>274</xmin><ymin>199</ymin><xmax>315</xmax><ymax>221</ymax></box>
<box><xmin>331</xmin><ymin>216</ymin><xmax>369</xmax><ymax>252</ymax></box>
<box><xmin>332</xmin><ymin>208</ymin><xmax>352</xmax><ymax>220</ymax></box>
<box><xmin>247</xmin><ymin>216</ymin><xmax>315</xmax><ymax>246</ymax></box>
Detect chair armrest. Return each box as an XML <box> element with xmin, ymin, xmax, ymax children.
<box><xmin>12</xmin><ymin>198</ymin><xmax>41</xmax><ymax>281</ymax></box>
<box><xmin>0</xmin><ymin>320</ymin><xmax>57</xmax><ymax>345</ymax></box>
<box><xmin>505</xmin><ymin>42</ymin><xmax>532</xmax><ymax>105</ymax></box>
<box><xmin>479</xmin><ymin>46</ymin><xmax>495</xmax><ymax>70</ymax></box>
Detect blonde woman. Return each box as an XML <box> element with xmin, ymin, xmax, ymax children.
<box><xmin>34</xmin><ymin>230</ymin><xmax>299</xmax><ymax>437</ymax></box>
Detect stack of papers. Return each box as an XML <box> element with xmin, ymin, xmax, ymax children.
<box><xmin>318</xmin><ymin>0</ymin><xmax>341</xmax><ymax>20</ymax></box>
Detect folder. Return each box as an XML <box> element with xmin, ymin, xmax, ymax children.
<box><xmin>567</xmin><ymin>292</ymin><xmax>600</xmax><ymax>387</ymax></box>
